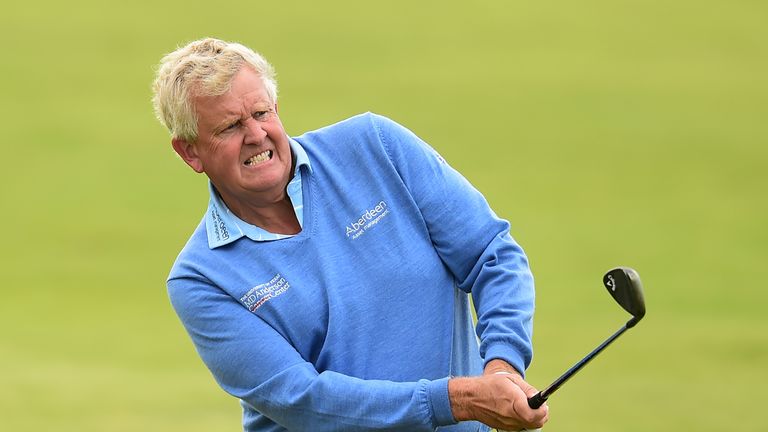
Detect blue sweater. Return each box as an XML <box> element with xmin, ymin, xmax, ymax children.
<box><xmin>167</xmin><ymin>113</ymin><xmax>535</xmax><ymax>431</ymax></box>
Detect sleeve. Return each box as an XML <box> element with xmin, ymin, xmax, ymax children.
<box><xmin>371</xmin><ymin>113</ymin><xmax>535</xmax><ymax>375</ymax></box>
<box><xmin>167</xmin><ymin>276</ymin><xmax>456</xmax><ymax>431</ymax></box>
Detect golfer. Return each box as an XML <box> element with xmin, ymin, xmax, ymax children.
<box><xmin>152</xmin><ymin>37</ymin><xmax>549</xmax><ymax>432</ymax></box>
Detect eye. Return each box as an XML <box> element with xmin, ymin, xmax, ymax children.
<box><xmin>252</xmin><ymin>110</ymin><xmax>270</xmax><ymax>120</ymax></box>
<box><xmin>221</xmin><ymin>121</ymin><xmax>239</xmax><ymax>133</ymax></box>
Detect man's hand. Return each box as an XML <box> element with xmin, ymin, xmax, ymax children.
<box><xmin>448</xmin><ymin>361</ymin><xmax>548</xmax><ymax>430</ymax></box>
<box><xmin>483</xmin><ymin>359</ymin><xmax>545</xmax><ymax>411</ymax></box>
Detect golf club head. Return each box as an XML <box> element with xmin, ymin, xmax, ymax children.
<box><xmin>603</xmin><ymin>267</ymin><xmax>645</xmax><ymax>327</ymax></box>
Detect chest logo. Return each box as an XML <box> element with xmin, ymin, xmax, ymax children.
<box><xmin>345</xmin><ymin>200</ymin><xmax>390</xmax><ymax>240</ymax></box>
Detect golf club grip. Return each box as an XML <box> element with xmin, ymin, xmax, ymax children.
<box><xmin>528</xmin><ymin>392</ymin><xmax>547</xmax><ymax>409</ymax></box>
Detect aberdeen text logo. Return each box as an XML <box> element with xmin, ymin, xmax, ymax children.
<box><xmin>210</xmin><ymin>208</ymin><xmax>230</xmax><ymax>242</ymax></box>
<box><xmin>345</xmin><ymin>200</ymin><xmax>390</xmax><ymax>240</ymax></box>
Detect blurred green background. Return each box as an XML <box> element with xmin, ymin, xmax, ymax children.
<box><xmin>2</xmin><ymin>0</ymin><xmax>766</xmax><ymax>430</ymax></box>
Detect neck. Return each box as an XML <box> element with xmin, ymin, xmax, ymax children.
<box><xmin>221</xmin><ymin>192</ymin><xmax>301</xmax><ymax>235</ymax></box>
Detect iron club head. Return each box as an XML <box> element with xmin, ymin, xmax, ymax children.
<box><xmin>528</xmin><ymin>266</ymin><xmax>648</xmax><ymax>409</ymax></box>
<box><xmin>603</xmin><ymin>267</ymin><xmax>646</xmax><ymax>327</ymax></box>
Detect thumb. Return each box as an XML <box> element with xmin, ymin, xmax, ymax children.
<box><xmin>494</xmin><ymin>372</ymin><xmax>539</xmax><ymax>398</ymax></box>
<box><xmin>516</xmin><ymin>380</ymin><xmax>540</xmax><ymax>399</ymax></box>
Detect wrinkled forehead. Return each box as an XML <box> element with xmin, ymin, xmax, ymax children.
<box><xmin>193</xmin><ymin>68</ymin><xmax>274</xmax><ymax>126</ymax></box>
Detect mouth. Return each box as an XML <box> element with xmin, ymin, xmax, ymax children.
<box><xmin>243</xmin><ymin>150</ymin><xmax>273</xmax><ymax>166</ymax></box>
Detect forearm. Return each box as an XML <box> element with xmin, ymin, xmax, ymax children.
<box><xmin>237</xmin><ymin>365</ymin><xmax>454</xmax><ymax>431</ymax></box>
<box><xmin>370</xmin><ymin>115</ymin><xmax>536</xmax><ymax>372</ymax></box>
<box><xmin>169</xmin><ymin>279</ymin><xmax>456</xmax><ymax>431</ymax></box>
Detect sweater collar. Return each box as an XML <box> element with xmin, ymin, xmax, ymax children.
<box><xmin>204</xmin><ymin>137</ymin><xmax>311</xmax><ymax>248</ymax></box>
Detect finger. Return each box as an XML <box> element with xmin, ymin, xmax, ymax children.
<box><xmin>511</xmin><ymin>387</ymin><xmax>550</xmax><ymax>428</ymax></box>
<box><xmin>525</xmin><ymin>404</ymin><xmax>549</xmax><ymax>429</ymax></box>
<box><xmin>499</xmin><ymin>374</ymin><xmax>540</xmax><ymax>400</ymax></box>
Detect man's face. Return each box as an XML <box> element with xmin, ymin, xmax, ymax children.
<box><xmin>175</xmin><ymin>66</ymin><xmax>292</xmax><ymax>208</ymax></box>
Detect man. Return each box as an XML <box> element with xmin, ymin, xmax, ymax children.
<box><xmin>152</xmin><ymin>37</ymin><xmax>549</xmax><ymax>432</ymax></box>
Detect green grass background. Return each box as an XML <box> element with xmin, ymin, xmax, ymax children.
<box><xmin>2</xmin><ymin>0</ymin><xmax>766</xmax><ymax>430</ymax></box>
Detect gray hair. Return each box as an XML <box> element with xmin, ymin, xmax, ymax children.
<box><xmin>152</xmin><ymin>38</ymin><xmax>278</xmax><ymax>141</ymax></box>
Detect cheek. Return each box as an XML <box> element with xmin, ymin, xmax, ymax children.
<box><xmin>208</xmin><ymin>136</ymin><xmax>240</xmax><ymax>158</ymax></box>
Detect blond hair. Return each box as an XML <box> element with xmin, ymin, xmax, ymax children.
<box><xmin>152</xmin><ymin>38</ymin><xmax>278</xmax><ymax>141</ymax></box>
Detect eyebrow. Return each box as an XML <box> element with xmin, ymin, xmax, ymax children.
<box><xmin>213</xmin><ymin>115</ymin><xmax>240</xmax><ymax>133</ymax></box>
<box><xmin>212</xmin><ymin>101</ymin><xmax>274</xmax><ymax>132</ymax></box>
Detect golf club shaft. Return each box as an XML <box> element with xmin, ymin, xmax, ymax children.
<box><xmin>528</xmin><ymin>323</ymin><xmax>630</xmax><ymax>409</ymax></box>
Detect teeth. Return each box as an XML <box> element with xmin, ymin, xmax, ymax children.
<box><xmin>245</xmin><ymin>150</ymin><xmax>272</xmax><ymax>166</ymax></box>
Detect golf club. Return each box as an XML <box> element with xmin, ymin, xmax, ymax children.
<box><xmin>527</xmin><ymin>266</ymin><xmax>646</xmax><ymax>409</ymax></box>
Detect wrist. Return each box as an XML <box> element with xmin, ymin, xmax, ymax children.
<box><xmin>484</xmin><ymin>358</ymin><xmax>522</xmax><ymax>376</ymax></box>
<box><xmin>447</xmin><ymin>377</ymin><xmax>477</xmax><ymax>422</ymax></box>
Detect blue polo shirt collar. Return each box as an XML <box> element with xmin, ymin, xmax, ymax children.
<box><xmin>205</xmin><ymin>138</ymin><xmax>311</xmax><ymax>249</ymax></box>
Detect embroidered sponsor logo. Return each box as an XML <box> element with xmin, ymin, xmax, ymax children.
<box><xmin>345</xmin><ymin>200</ymin><xmax>390</xmax><ymax>240</ymax></box>
<box><xmin>211</xmin><ymin>208</ymin><xmax>230</xmax><ymax>241</ymax></box>
<box><xmin>240</xmin><ymin>274</ymin><xmax>290</xmax><ymax>311</ymax></box>
<box><xmin>433</xmin><ymin>149</ymin><xmax>447</xmax><ymax>165</ymax></box>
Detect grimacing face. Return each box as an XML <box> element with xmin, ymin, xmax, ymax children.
<box><xmin>172</xmin><ymin>66</ymin><xmax>293</xmax><ymax>213</ymax></box>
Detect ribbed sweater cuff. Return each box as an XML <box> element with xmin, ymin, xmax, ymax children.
<box><xmin>426</xmin><ymin>377</ymin><xmax>456</xmax><ymax>426</ymax></box>
<box><xmin>483</xmin><ymin>345</ymin><xmax>528</xmax><ymax>378</ymax></box>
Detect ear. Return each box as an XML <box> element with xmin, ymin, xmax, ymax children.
<box><xmin>171</xmin><ymin>138</ymin><xmax>205</xmax><ymax>173</ymax></box>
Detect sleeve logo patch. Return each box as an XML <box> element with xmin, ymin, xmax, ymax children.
<box><xmin>240</xmin><ymin>274</ymin><xmax>291</xmax><ymax>311</ymax></box>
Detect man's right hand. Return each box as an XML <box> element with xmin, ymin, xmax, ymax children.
<box><xmin>447</xmin><ymin>374</ymin><xmax>549</xmax><ymax>430</ymax></box>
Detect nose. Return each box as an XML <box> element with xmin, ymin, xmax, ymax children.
<box><xmin>243</xmin><ymin>118</ymin><xmax>267</xmax><ymax>143</ymax></box>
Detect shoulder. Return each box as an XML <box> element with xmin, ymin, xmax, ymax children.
<box><xmin>293</xmin><ymin>113</ymin><xmax>425</xmax><ymax>163</ymax></box>
<box><xmin>167</xmin><ymin>219</ymin><xmax>214</xmax><ymax>283</ymax></box>
<box><xmin>293</xmin><ymin>112</ymin><xmax>412</xmax><ymax>143</ymax></box>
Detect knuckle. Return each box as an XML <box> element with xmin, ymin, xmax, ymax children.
<box><xmin>523</xmin><ymin>411</ymin><xmax>538</xmax><ymax>424</ymax></box>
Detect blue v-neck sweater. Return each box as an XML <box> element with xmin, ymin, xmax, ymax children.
<box><xmin>167</xmin><ymin>113</ymin><xmax>535</xmax><ymax>431</ymax></box>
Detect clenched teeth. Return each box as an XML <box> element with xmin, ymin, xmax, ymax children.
<box><xmin>244</xmin><ymin>150</ymin><xmax>273</xmax><ymax>166</ymax></box>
